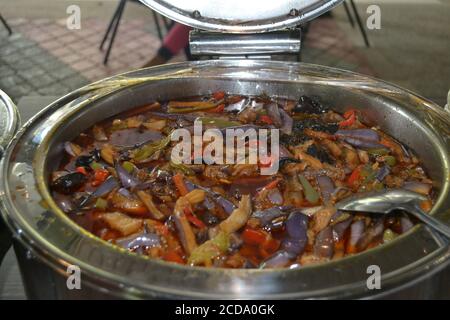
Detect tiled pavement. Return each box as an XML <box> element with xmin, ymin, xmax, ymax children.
<box><xmin>0</xmin><ymin>15</ymin><xmax>374</xmax><ymax>103</ymax></box>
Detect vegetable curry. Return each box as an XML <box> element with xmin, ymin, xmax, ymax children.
<box><xmin>50</xmin><ymin>93</ymin><xmax>433</xmax><ymax>268</ymax></box>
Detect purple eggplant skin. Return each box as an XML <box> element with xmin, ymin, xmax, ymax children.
<box><xmin>343</xmin><ymin>137</ymin><xmax>387</xmax><ymax>150</ymax></box>
<box><xmin>335</xmin><ymin>129</ymin><xmax>380</xmax><ymax>142</ymax></box>
<box><xmin>281</xmin><ymin>211</ymin><xmax>309</xmax><ymax>256</ymax></box>
<box><xmin>116</xmin><ymin>232</ymin><xmax>160</xmax><ymax>250</ymax></box>
<box><xmin>260</xmin><ymin>211</ymin><xmax>309</xmax><ymax>268</ymax></box>
<box><xmin>376</xmin><ymin>165</ymin><xmax>390</xmax><ymax>182</ymax></box>
<box><xmin>252</xmin><ymin>206</ymin><xmax>292</xmax><ymax>226</ymax></box>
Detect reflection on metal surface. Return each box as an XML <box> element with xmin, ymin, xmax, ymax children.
<box><xmin>337</xmin><ymin>189</ymin><xmax>450</xmax><ymax>239</ymax></box>
<box><xmin>190</xmin><ymin>30</ymin><xmax>301</xmax><ymax>57</ymax></box>
<box><xmin>138</xmin><ymin>0</ymin><xmax>344</xmax><ymax>33</ymax></box>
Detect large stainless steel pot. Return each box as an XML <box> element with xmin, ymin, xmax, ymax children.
<box><xmin>0</xmin><ymin>90</ymin><xmax>20</xmax><ymax>265</ymax></box>
<box><xmin>1</xmin><ymin>60</ymin><xmax>450</xmax><ymax>299</ymax></box>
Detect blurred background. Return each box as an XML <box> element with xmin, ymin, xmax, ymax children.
<box><xmin>0</xmin><ymin>0</ymin><xmax>449</xmax><ymax>105</ymax></box>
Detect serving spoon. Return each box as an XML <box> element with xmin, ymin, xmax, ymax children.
<box><xmin>336</xmin><ymin>189</ymin><xmax>450</xmax><ymax>238</ymax></box>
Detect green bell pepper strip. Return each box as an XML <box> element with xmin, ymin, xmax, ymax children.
<box><xmin>298</xmin><ymin>174</ymin><xmax>320</xmax><ymax>204</ymax></box>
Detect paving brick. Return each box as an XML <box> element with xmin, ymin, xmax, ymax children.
<box><xmin>37</xmin><ymin>82</ymin><xmax>71</xmax><ymax>96</ymax></box>
<box><xmin>50</xmin><ymin>67</ymin><xmax>76</xmax><ymax>80</ymax></box>
<box><xmin>27</xmin><ymin>73</ymin><xmax>57</xmax><ymax>89</ymax></box>
<box><xmin>19</xmin><ymin>66</ymin><xmax>46</xmax><ymax>81</ymax></box>
<box><xmin>71</xmin><ymin>60</ymin><xmax>95</xmax><ymax>72</ymax></box>
<box><xmin>0</xmin><ymin>64</ymin><xmax>15</xmax><ymax>77</ymax></box>
<box><xmin>51</xmin><ymin>46</ymin><xmax>72</xmax><ymax>58</ymax></box>
<box><xmin>62</xmin><ymin>75</ymin><xmax>89</xmax><ymax>90</ymax></box>
<box><xmin>21</xmin><ymin>45</ymin><xmax>45</xmax><ymax>57</ymax></box>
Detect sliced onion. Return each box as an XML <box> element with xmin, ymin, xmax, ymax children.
<box><xmin>401</xmin><ymin>216</ymin><xmax>414</xmax><ymax>233</ymax></box>
<box><xmin>266</xmin><ymin>103</ymin><xmax>282</xmax><ymax>127</ymax></box>
<box><xmin>279</xmin><ymin>108</ymin><xmax>293</xmax><ymax>135</ymax></box>
<box><xmin>224</xmin><ymin>99</ymin><xmax>248</xmax><ymax>112</ymax></box>
<box><xmin>314</xmin><ymin>226</ymin><xmax>334</xmax><ymax>259</ymax></box>
<box><xmin>349</xmin><ymin>220</ymin><xmax>365</xmax><ymax>247</ymax></box>
<box><xmin>317</xmin><ymin>175</ymin><xmax>335</xmax><ymax>203</ymax></box>
<box><xmin>333</xmin><ymin>217</ymin><xmax>352</xmax><ymax>241</ymax></box>
<box><xmin>110</xmin><ymin>128</ymin><xmax>163</xmax><ymax>148</ymax></box>
<box><xmin>92</xmin><ymin>176</ymin><xmax>119</xmax><ymax>198</ymax></box>
<box><xmin>403</xmin><ymin>181</ymin><xmax>432</xmax><ymax>196</ymax></box>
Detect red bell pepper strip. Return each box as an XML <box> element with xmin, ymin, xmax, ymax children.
<box><xmin>212</xmin><ymin>91</ymin><xmax>225</xmax><ymax>100</ymax></box>
<box><xmin>184</xmin><ymin>208</ymin><xmax>206</xmax><ymax>229</ymax></box>
<box><xmin>242</xmin><ymin>228</ymin><xmax>267</xmax><ymax>246</ymax></box>
<box><xmin>92</xmin><ymin>168</ymin><xmax>109</xmax><ymax>187</ymax></box>
<box><xmin>163</xmin><ymin>250</ymin><xmax>184</xmax><ymax>264</ymax></box>
<box><xmin>339</xmin><ymin>110</ymin><xmax>357</xmax><ymax>127</ymax></box>
<box><xmin>207</xmin><ymin>103</ymin><xmax>225</xmax><ymax>113</ymax></box>
<box><xmin>173</xmin><ymin>173</ymin><xmax>189</xmax><ymax>196</ymax></box>
<box><xmin>261</xmin><ymin>178</ymin><xmax>281</xmax><ymax>190</ymax></box>
<box><xmin>260</xmin><ymin>115</ymin><xmax>273</xmax><ymax>125</ymax></box>
<box><xmin>347</xmin><ymin>165</ymin><xmax>363</xmax><ymax>187</ymax></box>
<box><xmin>76</xmin><ymin>166</ymin><xmax>88</xmax><ymax>176</ymax></box>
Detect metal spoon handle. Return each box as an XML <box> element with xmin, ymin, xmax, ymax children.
<box><xmin>408</xmin><ymin>204</ymin><xmax>450</xmax><ymax>239</ymax></box>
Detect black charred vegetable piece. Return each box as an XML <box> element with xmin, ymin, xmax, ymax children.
<box><xmin>306</xmin><ymin>144</ymin><xmax>335</xmax><ymax>164</ymax></box>
<box><xmin>51</xmin><ymin>172</ymin><xmax>87</xmax><ymax>194</ymax></box>
<box><xmin>294</xmin><ymin>96</ymin><xmax>329</xmax><ymax>114</ymax></box>
<box><xmin>281</xmin><ymin>118</ymin><xmax>339</xmax><ymax>146</ymax></box>
<box><xmin>293</xmin><ymin>118</ymin><xmax>339</xmax><ymax>134</ymax></box>
<box><xmin>75</xmin><ymin>149</ymin><xmax>100</xmax><ymax>167</ymax></box>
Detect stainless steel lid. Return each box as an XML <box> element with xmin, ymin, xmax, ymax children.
<box><xmin>0</xmin><ymin>90</ymin><xmax>20</xmax><ymax>156</ymax></box>
<box><xmin>139</xmin><ymin>0</ymin><xmax>344</xmax><ymax>33</ymax></box>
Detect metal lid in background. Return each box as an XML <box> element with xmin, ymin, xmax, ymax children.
<box><xmin>0</xmin><ymin>90</ymin><xmax>20</xmax><ymax>155</ymax></box>
<box><xmin>139</xmin><ymin>0</ymin><xmax>344</xmax><ymax>33</ymax></box>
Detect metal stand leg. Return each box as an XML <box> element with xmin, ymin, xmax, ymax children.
<box><xmin>343</xmin><ymin>1</ymin><xmax>355</xmax><ymax>28</ymax></box>
<box><xmin>152</xmin><ymin>11</ymin><xmax>164</xmax><ymax>41</ymax></box>
<box><xmin>0</xmin><ymin>13</ymin><xmax>12</xmax><ymax>36</ymax></box>
<box><xmin>102</xmin><ymin>0</ymin><xmax>126</xmax><ymax>65</ymax></box>
<box><xmin>349</xmin><ymin>0</ymin><xmax>370</xmax><ymax>48</ymax></box>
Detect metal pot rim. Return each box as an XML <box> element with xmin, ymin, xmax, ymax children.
<box><xmin>1</xmin><ymin>60</ymin><xmax>450</xmax><ymax>299</ymax></box>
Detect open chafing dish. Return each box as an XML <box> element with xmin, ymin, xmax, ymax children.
<box><xmin>1</xmin><ymin>0</ymin><xmax>450</xmax><ymax>299</ymax></box>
